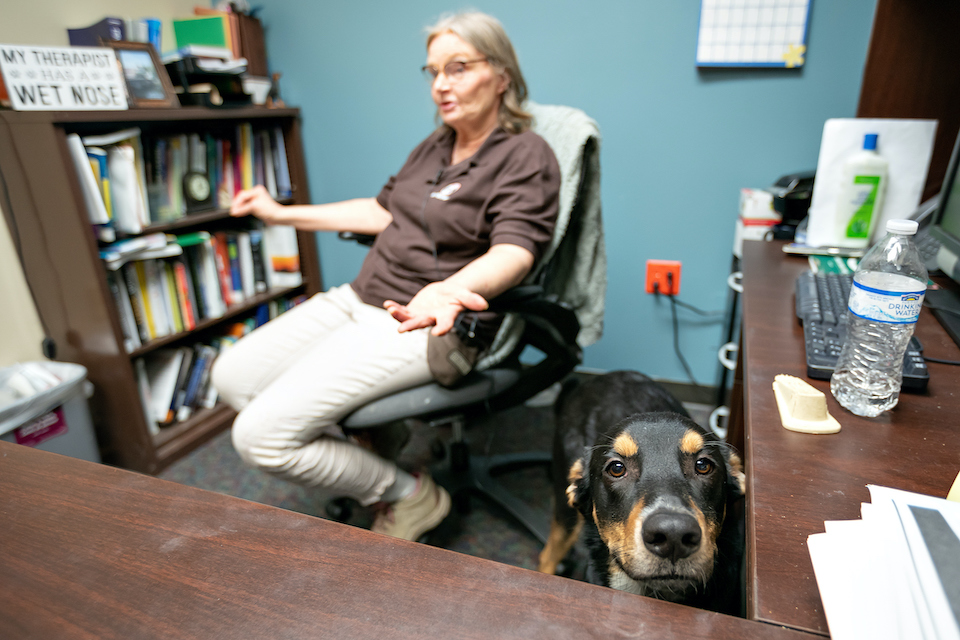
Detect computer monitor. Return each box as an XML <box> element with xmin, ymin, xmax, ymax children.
<box><xmin>927</xmin><ymin>128</ymin><xmax>960</xmax><ymax>347</ymax></box>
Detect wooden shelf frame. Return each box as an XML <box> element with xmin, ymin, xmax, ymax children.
<box><xmin>0</xmin><ymin>106</ymin><xmax>321</xmax><ymax>474</ymax></box>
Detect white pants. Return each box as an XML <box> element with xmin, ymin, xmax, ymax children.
<box><xmin>211</xmin><ymin>284</ymin><xmax>432</xmax><ymax>505</ymax></box>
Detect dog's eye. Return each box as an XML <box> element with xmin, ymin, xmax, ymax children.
<box><xmin>695</xmin><ymin>458</ymin><xmax>715</xmax><ymax>475</ymax></box>
<box><xmin>605</xmin><ymin>460</ymin><xmax>626</xmax><ymax>478</ymax></box>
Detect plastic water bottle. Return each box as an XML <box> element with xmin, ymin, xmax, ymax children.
<box><xmin>830</xmin><ymin>219</ymin><xmax>928</xmax><ymax>416</ymax></box>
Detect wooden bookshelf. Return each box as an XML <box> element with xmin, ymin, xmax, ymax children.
<box><xmin>0</xmin><ymin>106</ymin><xmax>322</xmax><ymax>474</ymax></box>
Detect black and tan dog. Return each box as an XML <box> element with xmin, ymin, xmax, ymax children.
<box><xmin>538</xmin><ymin>371</ymin><xmax>746</xmax><ymax>614</ymax></box>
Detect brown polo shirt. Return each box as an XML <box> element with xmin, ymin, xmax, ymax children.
<box><xmin>351</xmin><ymin>126</ymin><xmax>560</xmax><ymax>314</ymax></box>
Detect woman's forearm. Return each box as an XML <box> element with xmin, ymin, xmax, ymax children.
<box><xmin>445</xmin><ymin>243</ymin><xmax>535</xmax><ymax>301</ymax></box>
<box><xmin>272</xmin><ymin>197</ymin><xmax>393</xmax><ymax>234</ymax></box>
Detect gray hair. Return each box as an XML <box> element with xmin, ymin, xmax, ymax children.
<box><xmin>425</xmin><ymin>11</ymin><xmax>532</xmax><ymax>134</ymax></box>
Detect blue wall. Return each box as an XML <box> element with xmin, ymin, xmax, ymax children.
<box><xmin>258</xmin><ymin>0</ymin><xmax>877</xmax><ymax>386</ymax></box>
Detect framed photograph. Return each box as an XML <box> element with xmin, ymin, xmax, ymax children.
<box><xmin>103</xmin><ymin>40</ymin><xmax>178</xmax><ymax>108</ymax></box>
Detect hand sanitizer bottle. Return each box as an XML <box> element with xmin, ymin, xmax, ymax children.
<box><xmin>834</xmin><ymin>133</ymin><xmax>888</xmax><ymax>248</ymax></box>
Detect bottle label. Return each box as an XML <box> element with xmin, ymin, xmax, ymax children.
<box><xmin>844</xmin><ymin>175</ymin><xmax>881</xmax><ymax>239</ymax></box>
<box><xmin>848</xmin><ymin>281</ymin><xmax>925</xmax><ymax>324</ymax></box>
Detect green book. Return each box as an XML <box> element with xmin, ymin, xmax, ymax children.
<box><xmin>175</xmin><ymin>231</ymin><xmax>212</xmax><ymax>248</ymax></box>
<box><xmin>173</xmin><ymin>16</ymin><xmax>229</xmax><ymax>49</ymax></box>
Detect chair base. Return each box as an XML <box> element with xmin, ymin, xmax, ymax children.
<box><xmin>431</xmin><ymin>442</ymin><xmax>552</xmax><ymax>546</ymax></box>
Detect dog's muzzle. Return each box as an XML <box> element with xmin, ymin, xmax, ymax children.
<box><xmin>641</xmin><ymin>510</ymin><xmax>702</xmax><ymax>561</ymax></box>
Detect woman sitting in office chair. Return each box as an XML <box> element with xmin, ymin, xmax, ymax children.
<box><xmin>212</xmin><ymin>11</ymin><xmax>560</xmax><ymax>541</ymax></box>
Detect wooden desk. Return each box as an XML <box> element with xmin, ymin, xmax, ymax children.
<box><xmin>0</xmin><ymin>440</ymin><xmax>810</xmax><ymax>639</ymax></box>
<box><xmin>740</xmin><ymin>240</ymin><xmax>960</xmax><ymax>635</ymax></box>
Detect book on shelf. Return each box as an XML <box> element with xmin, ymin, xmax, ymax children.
<box><xmin>107</xmin><ymin>270</ymin><xmax>142</xmax><ymax>353</ymax></box>
<box><xmin>176</xmin><ymin>344</ymin><xmax>217</xmax><ymax>422</ymax></box>
<box><xmin>81</xmin><ymin>129</ymin><xmax>151</xmax><ymax>234</ymax></box>
<box><xmin>133</xmin><ymin>358</ymin><xmax>159</xmax><ymax>435</ymax></box>
<box><xmin>86</xmin><ymin>147</ymin><xmax>112</xmax><ymax>219</ymax></box>
<box><xmin>210</xmin><ymin>232</ymin><xmax>236</xmax><ymax>307</ymax></box>
<box><xmin>132</xmin><ymin>312</ymin><xmax>291</xmax><ymax>429</ymax></box>
<box><xmin>248</xmin><ymin>229</ymin><xmax>268</xmax><ymax>293</ymax></box>
<box><xmin>67</xmin><ymin>17</ymin><xmax>125</xmax><ymax>47</ymax></box>
<box><xmin>66</xmin><ymin>134</ymin><xmax>112</xmax><ymax>234</ymax></box>
<box><xmin>163</xmin><ymin>261</ymin><xmax>185</xmax><ymax>334</ymax></box>
<box><xmin>237</xmin><ymin>231</ymin><xmax>256</xmax><ymax>298</ymax></box>
<box><xmin>142</xmin><ymin>259</ymin><xmax>172</xmax><ymax>338</ymax></box>
<box><xmin>124</xmin><ymin>18</ymin><xmax>162</xmax><ymax>54</ymax></box>
<box><xmin>263</xmin><ymin>225</ymin><xmax>302</xmax><ymax>288</ymax></box>
<box><xmin>121</xmin><ymin>263</ymin><xmax>150</xmax><ymax>343</ymax></box>
<box><xmin>171</xmin><ymin>257</ymin><xmax>198</xmax><ymax>331</ymax></box>
<box><xmin>136</xmin><ymin>123</ymin><xmax>291</xmax><ymax>225</ymax></box>
<box><xmin>272</xmin><ymin>127</ymin><xmax>292</xmax><ymax>199</ymax></box>
<box><xmin>133</xmin><ymin>261</ymin><xmax>158</xmax><ymax>340</ymax></box>
<box><xmin>239</xmin><ymin>123</ymin><xmax>254</xmax><ymax>190</ymax></box>
<box><xmin>172</xmin><ymin>15</ymin><xmax>234</xmax><ymax>52</ymax></box>
<box><xmin>166</xmin><ymin>346</ymin><xmax>196</xmax><ymax>425</ymax></box>
<box><xmin>260</xmin><ymin>130</ymin><xmax>277</xmax><ymax>198</ymax></box>
<box><xmin>67</xmin><ymin>129</ymin><xmax>153</xmax><ymax>238</ymax></box>
<box><xmin>191</xmin><ymin>6</ymin><xmax>242</xmax><ymax>60</ymax></box>
<box><xmin>100</xmin><ymin>233</ymin><xmax>182</xmax><ymax>271</ymax></box>
<box><xmin>142</xmin><ymin>348</ymin><xmax>186</xmax><ymax>427</ymax></box>
<box><xmin>102</xmin><ymin>224</ymin><xmax>295</xmax><ymax>351</ymax></box>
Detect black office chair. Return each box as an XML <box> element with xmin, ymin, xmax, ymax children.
<box><xmin>335</xmin><ymin>104</ymin><xmax>603</xmax><ymax>544</ymax></box>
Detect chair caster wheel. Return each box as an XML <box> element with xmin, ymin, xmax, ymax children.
<box><xmin>430</xmin><ymin>438</ymin><xmax>446</xmax><ymax>460</ymax></box>
<box><xmin>325</xmin><ymin>497</ymin><xmax>354</xmax><ymax>522</ymax></box>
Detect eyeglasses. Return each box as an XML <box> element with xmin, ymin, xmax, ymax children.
<box><xmin>421</xmin><ymin>58</ymin><xmax>488</xmax><ymax>83</ymax></box>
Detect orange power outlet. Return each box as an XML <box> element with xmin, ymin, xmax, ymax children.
<box><xmin>645</xmin><ymin>260</ymin><xmax>682</xmax><ymax>295</ymax></box>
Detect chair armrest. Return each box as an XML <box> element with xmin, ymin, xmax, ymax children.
<box><xmin>338</xmin><ymin>231</ymin><xmax>377</xmax><ymax>247</ymax></box>
<box><xmin>478</xmin><ymin>285</ymin><xmax>582</xmax><ymax>410</ymax></box>
<box><xmin>487</xmin><ymin>286</ymin><xmax>581</xmax><ymax>349</ymax></box>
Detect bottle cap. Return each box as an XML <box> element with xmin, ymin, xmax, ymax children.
<box><xmin>864</xmin><ymin>133</ymin><xmax>878</xmax><ymax>150</ymax></box>
<box><xmin>887</xmin><ymin>219</ymin><xmax>919</xmax><ymax>235</ymax></box>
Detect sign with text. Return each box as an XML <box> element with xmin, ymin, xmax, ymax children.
<box><xmin>0</xmin><ymin>44</ymin><xmax>127</xmax><ymax>111</ymax></box>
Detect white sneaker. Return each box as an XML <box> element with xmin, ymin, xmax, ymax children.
<box><xmin>371</xmin><ymin>472</ymin><xmax>451</xmax><ymax>541</ymax></box>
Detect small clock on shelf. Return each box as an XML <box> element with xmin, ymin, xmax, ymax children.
<box><xmin>183</xmin><ymin>170</ymin><xmax>213</xmax><ymax>213</ymax></box>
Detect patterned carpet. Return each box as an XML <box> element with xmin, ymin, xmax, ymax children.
<box><xmin>158</xmin><ymin>385</ymin><xmax>712</xmax><ymax>573</ymax></box>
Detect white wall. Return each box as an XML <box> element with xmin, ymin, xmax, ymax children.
<box><xmin>0</xmin><ymin>0</ymin><xmax>197</xmax><ymax>366</ymax></box>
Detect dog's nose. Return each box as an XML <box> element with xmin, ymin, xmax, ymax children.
<box><xmin>641</xmin><ymin>512</ymin><xmax>702</xmax><ymax>561</ymax></box>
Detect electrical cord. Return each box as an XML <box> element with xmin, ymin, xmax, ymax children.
<box><xmin>668</xmin><ymin>292</ymin><xmax>700</xmax><ymax>386</ymax></box>
<box><xmin>670</xmin><ymin>297</ymin><xmax>725</xmax><ymax>317</ymax></box>
<box><xmin>918</xmin><ymin>303</ymin><xmax>960</xmax><ymax>364</ymax></box>
<box><xmin>924</xmin><ymin>301</ymin><xmax>960</xmax><ymax>317</ymax></box>
<box><xmin>654</xmin><ymin>272</ymin><xmax>700</xmax><ymax>387</ymax></box>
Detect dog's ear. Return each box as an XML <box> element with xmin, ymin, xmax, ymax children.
<box><xmin>724</xmin><ymin>450</ymin><xmax>746</xmax><ymax>497</ymax></box>
<box><xmin>565</xmin><ymin>447</ymin><xmax>594</xmax><ymax>517</ymax></box>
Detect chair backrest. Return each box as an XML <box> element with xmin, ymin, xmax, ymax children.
<box><xmin>477</xmin><ymin>103</ymin><xmax>605</xmax><ymax>370</ymax></box>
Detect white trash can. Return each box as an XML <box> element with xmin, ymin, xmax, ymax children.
<box><xmin>0</xmin><ymin>362</ymin><xmax>100</xmax><ymax>463</ymax></box>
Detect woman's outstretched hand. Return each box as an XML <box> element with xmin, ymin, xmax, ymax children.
<box><xmin>231</xmin><ymin>185</ymin><xmax>282</xmax><ymax>223</ymax></box>
<box><xmin>384</xmin><ymin>281</ymin><xmax>488</xmax><ymax>336</ymax></box>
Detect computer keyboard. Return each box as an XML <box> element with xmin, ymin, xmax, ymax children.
<box><xmin>794</xmin><ymin>270</ymin><xmax>929</xmax><ymax>391</ymax></box>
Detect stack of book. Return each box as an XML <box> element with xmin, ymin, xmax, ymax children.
<box><xmin>67</xmin><ymin>128</ymin><xmax>151</xmax><ymax>242</ymax></box>
<box><xmin>134</xmin><ymin>297</ymin><xmax>305</xmax><ymax>434</ymax></box>
<box><xmin>172</xmin><ymin>6</ymin><xmax>268</xmax><ymax>77</ymax></box>
<box><xmin>67</xmin><ymin>123</ymin><xmax>292</xmax><ymax>232</ymax></box>
<box><xmin>102</xmin><ymin>226</ymin><xmax>301</xmax><ymax>354</ymax></box>
<box><xmin>143</xmin><ymin>123</ymin><xmax>291</xmax><ymax>222</ymax></box>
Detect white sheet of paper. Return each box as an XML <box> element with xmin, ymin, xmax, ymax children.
<box><xmin>869</xmin><ymin>485</ymin><xmax>960</xmax><ymax>640</ymax></box>
<box><xmin>806</xmin><ymin>119</ymin><xmax>937</xmax><ymax>248</ymax></box>
<box><xmin>865</xmin><ymin>494</ymin><xmax>937</xmax><ymax>640</ymax></box>
<box><xmin>810</xmin><ymin>519</ymin><xmax>901</xmax><ymax>640</ymax></box>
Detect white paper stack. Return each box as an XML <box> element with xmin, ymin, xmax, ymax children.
<box><xmin>808</xmin><ymin>485</ymin><xmax>960</xmax><ymax>640</ymax></box>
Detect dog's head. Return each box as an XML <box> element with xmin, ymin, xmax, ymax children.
<box><xmin>566</xmin><ymin>411</ymin><xmax>745</xmax><ymax>601</ymax></box>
